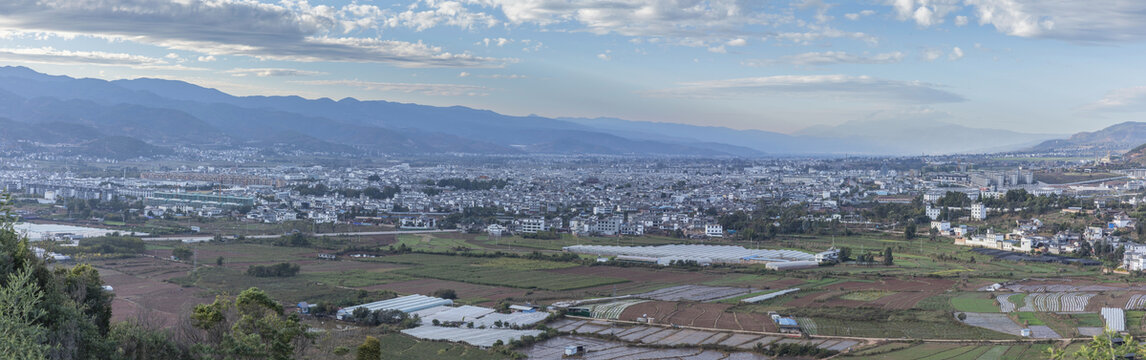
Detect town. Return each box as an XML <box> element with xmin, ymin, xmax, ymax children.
<box><xmin>5</xmin><ymin>149</ymin><xmax>1146</xmax><ymax>359</ymax></box>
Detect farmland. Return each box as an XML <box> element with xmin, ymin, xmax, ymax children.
<box><xmin>74</xmin><ymin>229</ymin><xmax>1145</xmax><ymax>358</ymax></box>
<box><xmin>843</xmin><ymin>343</ymin><xmax>1053</xmax><ymax>360</ymax></box>
<box><xmin>375</xmin><ymin>253</ymin><xmax>628</xmax><ymax>291</ymax></box>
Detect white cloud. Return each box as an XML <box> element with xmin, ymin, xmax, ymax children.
<box><xmin>744</xmin><ymin>51</ymin><xmax>905</xmax><ymax>66</ymax></box>
<box><xmin>300</xmin><ymin>79</ymin><xmax>491</xmax><ymax>96</ymax></box>
<box><xmin>197</xmin><ymin>55</ymin><xmax>216</xmax><ymax>62</ymax></box>
<box><xmin>961</xmin><ymin>0</ymin><xmax>1146</xmax><ymax>42</ymax></box>
<box><xmin>642</xmin><ymin>74</ymin><xmax>965</xmax><ymax>104</ymax></box>
<box><xmin>954</xmin><ymin>15</ymin><xmax>969</xmax><ymax>26</ymax></box>
<box><xmin>1082</xmin><ymin>86</ymin><xmax>1146</xmax><ymax>112</ymax></box>
<box><xmin>597</xmin><ymin>53</ymin><xmax>611</xmax><ymax>61</ymax></box>
<box><xmin>949</xmin><ymin>46</ymin><xmax>964</xmax><ymax>60</ymax></box>
<box><xmin>844</xmin><ymin>9</ymin><xmax>876</xmax><ymax>20</ymax></box>
<box><xmin>385</xmin><ymin>0</ymin><xmax>500</xmax><ymax>31</ymax></box>
<box><xmin>889</xmin><ymin>0</ymin><xmax>962</xmax><ymax>27</ymax></box>
<box><xmin>164</xmin><ymin>53</ymin><xmax>180</xmax><ymax>60</ymax></box>
<box><xmin>458</xmin><ymin>71</ymin><xmax>471</xmax><ymax>77</ymax></box>
<box><xmin>922</xmin><ymin>48</ymin><xmax>943</xmax><ymax>61</ymax></box>
<box><xmin>466</xmin><ymin>0</ymin><xmax>780</xmax><ymax>49</ymax></box>
<box><xmin>477</xmin><ymin>73</ymin><xmax>526</xmax><ymax>79</ymax></box>
<box><xmin>726</xmin><ymin>38</ymin><xmax>748</xmax><ymax>47</ymax></box>
<box><xmin>0</xmin><ymin>46</ymin><xmax>197</xmax><ymax>70</ymax></box>
<box><xmin>226</xmin><ymin>68</ymin><xmax>325</xmax><ymax>77</ymax></box>
<box><xmin>477</xmin><ymin>37</ymin><xmax>512</xmax><ymax>47</ymax></box>
<box><xmin>775</xmin><ymin>25</ymin><xmax>878</xmax><ymax>45</ymax></box>
<box><xmin>0</xmin><ymin>0</ymin><xmax>507</xmax><ymax>67</ymax></box>
<box><xmin>707</xmin><ymin>45</ymin><xmax>727</xmax><ymax>53</ymax></box>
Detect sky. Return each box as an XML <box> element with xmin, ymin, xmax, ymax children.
<box><xmin>0</xmin><ymin>0</ymin><xmax>1145</xmax><ymax>135</ymax></box>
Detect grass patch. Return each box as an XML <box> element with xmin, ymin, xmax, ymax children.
<box><xmin>303</xmin><ymin>269</ymin><xmax>414</xmax><ymax>288</ymax></box>
<box><xmin>1013</xmin><ymin>312</ymin><xmax>1044</xmax><ymax>326</ymax></box>
<box><xmin>839</xmin><ymin>290</ymin><xmax>893</xmax><ymax>302</ymax></box>
<box><xmin>478</xmin><ymin>257</ymin><xmax>580</xmax><ymax>271</ymax></box>
<box><xmin>1070</xmin><ymin>313</ymin><xmax>1104</xmax><ymax>328</ymax></box>
<box><xmin>396</xmin><ymin>234</ymin><xmax>481</xmax><ymax>253</ymax></box>
<box><xmin>377</xmin><ymin>253</ymin><xmax>627</xmax><ymax>291</ymax></box>
<box><xmin>916</xmin><ymin>293</ymin><xmax>956</xmax><ymax>311</ymax></box>
<box><xmin>473</xmin><ymin>233</ymin><xmax>688</xmax><ymax>252</ymax></box>
<box><xmin>1128</xmin><ymin>310</ymin><xmax>1146</xmax><ymax>336</ymax></box>
<box><xmin>845</xmin><ymin>342</ymin><xmax>913</xmax><ymax>357</ymax></box>
<box><xmin>867</xmin><ymin>344</ymin><xmax>961</xmax><ymax>359</ymax></box>
<box><xmin>1004</xmin><ymin>343</ymin><xmax>1053</xmax><ymax>359</ymax></box>
<box><xmin>1008</xmin><ymin>293</ymin><xmax>1027</xmax><ymax>308</ymax></box>
<box><xmin>169</xmin><ymin>266</ymin><xmax>371</xmax><ymax>305</ymax></box>
<box><xmin>951</xmin><ymin>293</ymin><xmax>1001</xmax><ymax>313</ymax></box>
<box><xmin>785</xmin><ymin>307</ymin><xmax>1018</xmax><ymax>340</ymax></box>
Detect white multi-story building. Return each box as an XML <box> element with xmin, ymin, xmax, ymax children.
<box><xmin>930</xmin><ymin>221</ymin><xmax>951</xmax><ymax>232</ymax></box>
<box><xmin>705</xmin><ymin>224</ymin><xmax>723</xmax><ymax>237</ymax></box>
<box><xmin>971</xmin><ymin>203</ymin><xmax>987</xmax><ymax>221</ymax></box>
<box><xmin>486</xmin><ymin>224</ymin><xmax>506</xmax><ymax>237</ymax></box>
<box><xmin>518</xmin><ymin>218</ymin><xmax>546</xmax><ymax>233</ymax></box>
<box><xmin>926</xmin><ymin>206</ymin><xmax>941</xmax><ymax>220</ymax></box>
<box><xmin>1124</xmin><ymin>244</ymin><xmax>1146</xmax><ymax>272</ymax></box>
<box><xmin>588</xmin><ymin>218</ymin><xmax>620</xmax><ymax>236</ymax></box>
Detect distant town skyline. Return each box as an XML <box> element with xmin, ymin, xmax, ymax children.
<box><xmin>1</xmin><ymin>0</ymin><xmax>1144</xmax><ymax>134</ymax></box>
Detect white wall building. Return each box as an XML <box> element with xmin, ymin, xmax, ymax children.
<box><xmin>971</xmin><ymin>203</ymin><xmax>987</xmax><ymax>221</ymax></box>
<box><xmin>926</xmin><ymin>206</ymin><xmax>941</xmax><ymax>221</ymax></box>
<box><xmin>518</xmin><ymin>218</ymin><xmax>546</xmax><ymax>233</ymax></box>
<box><xmin>705</xmin><ymin>224</ymin><xmax>723</xmax><ymax>237</ymax></box>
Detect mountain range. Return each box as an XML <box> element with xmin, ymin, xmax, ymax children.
<box><xmin>1028</xmin><ymin>121</ymin><xmax>1146</xmax><ymax>155</ymax></box>
<box><xmin>0</xmin><ymin>66</ymin><xmax>1074</xmax><ymax>158</ymax></box>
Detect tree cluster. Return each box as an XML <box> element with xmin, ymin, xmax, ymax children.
<box><xmin>754</xmin><ymin>342</ymin><xmax>838</xmax><ymax>358</ymax></box>
<box><xmin>246</xmin><ymin>263</ymin><xmax>301</xmax><ymax>277</ymax></box>
<box><xmin>51</xmin><ymin>235</ymin><xmax>146</xmax><ymax>256</ymax></box>
<box><xmin>431</xmin><ymin>178</ymin><xmax>508</xmax><ymax>191</ymax></box>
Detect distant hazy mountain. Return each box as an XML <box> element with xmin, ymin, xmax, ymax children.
<box><xmin>564</xmin><ymin>117</ymin><xmax>1059</xmax><ymax>155</ymax></box>
<box><xmin>796</xmin><ymin>118</ymin><xmax>1061</xmax><ymax>155</ymax></box>
<box><xmin>0</xmin><ymin>66</ymin><xmax>1060</xmax><ymax>157</ymax></box>
<box><xmin>1030</xmin><ymin>121</ymin><xmax>1146</xmax><ymax>154</ymax></box>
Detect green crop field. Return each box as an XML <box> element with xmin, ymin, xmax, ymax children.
<box><xmin>472</xmin><ymin>233</ymin><xmax>690</xmax><ymax>252</ymax></box>
<box><xmin>853</xmin><ymin>343</ymin><xmax>1051</xmax><ymax>360</ymax></box>
<box><xmin>1013</xmin><ymin>312</ymin><xmax>1044</xmax><ymax>326</ymax></box>
<box><xmin>1070</xmin><ymin>313</ymin><xmax>1104</xmax><ymax>327</ymax></box>
<box><xmin>170</xmin><ymin>266</ymin><xmax>371</xmax><ymax>305</ymax></box>
<box><xmin>840</xmin><ymin>290</ymin><xmax>894</xmax><ymax>301</ymax></box>
<box><xmin>780</xmin><ymin>307</ymin><xmax>1017</xmax><ymax>340</ymax></box>
<box><xmin>951</xmin><ymin>293</ymin><xmax>1001</xmax><ymax>313</ymax></box>
<box><xmin>395</xmin><ymin>233</ymin><xmax>482</xmax><ymax>252</ymax></box>
<box><xmin>376</xmin><ymin>253</ymin><xmax>627</xmax><ymax>291</ymax></box>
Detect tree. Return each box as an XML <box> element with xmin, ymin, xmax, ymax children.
<box><xmin>0</xmin><ymin>194</ymin><xmax>116</xmax><ymax>360</ymax></box>
<box><xmin>109</xmin><ymin>321</ymin><xmax>192</xmax><ymax>360</ymax></box>
<box><xmin>216</xmin><ymin>256</ymin><xmax>224</xmax><ymax>266</ymax></box>
<box><xmin>929</xmin><ymin>227</ymin><xmax>938</xmax><ymax>241</ymax></box>
<box><xmin>837</xmin><ymin>247</ymin><xmax>852</xmax><ymax>262</ymax></box>
<box><xmin>356</xmin><ymin>336</ymin><xmax>380</xmax><ymax>360</ymax></box>
<box><xmin>431</xmin><ymin>289</ymin><xmax>458</xmax><ymax>300</ymax></box>
<box><xmin>1048</xmin><ymin>332</ymin><xmax>1145</xmax><ymax>359</ymax></box>
<box><xmin>0</xmin><ymin>265</ymin><xmax>50</xmax><ymax>359</ymax></box>
<box><xmin>191</xmin><ymin>288</ymin><xmax>310</xmax><ymax>360</ymax></box>
<box><xmin>883</xmin><ymin>247</ymin><xmax>894</xmax><ymax>265</ymax></box>
<box><xmin>1076</xmin><ymin>241</ymin><xmax>1093</xmax><ymax>257</ymax></box>
<box><xmin>172</xmin><ymin>247</ymin><xmax>193</xmax><ymax>261</ymax></box>
<box><xmin>904</xmin><ymin>223</ymin><xmax>917</xmax><ymax>240</ymax></box>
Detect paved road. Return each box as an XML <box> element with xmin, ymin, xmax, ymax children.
<box><xmin>142</xmin><ymin>229</ymin><xmax>461</xmax><ymax>243</ymax></box>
